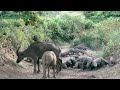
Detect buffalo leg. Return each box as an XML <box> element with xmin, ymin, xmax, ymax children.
<box><xmin>81</xmin><ymin>63</ymin><xmax>85</xmax><ymax>70</ymax></box>
<box><xmin>37</xmin><ymin>59</ymin><xmax>40</xmax><ymax>73</ymax></box>
<box><xmin>57</xmin><ymin>59</ymin><xmax>62</xmax><ymax>72</ymax></box>
<box><xmin>33</xmin><ymin>60</ymin><xmax>37</xmax><ymax>74</ymax></box>
<box><xmin>53</xmin><ymin>65</ymin><xmax>56</xmax><ymax>78</ymax></box>
<box><xmin>47</xmin><ymin>66</ymin><xmax>50</xmax><ymax>78</ymax></box>
<box><xmin>59</xmin><ymin>60</ymin><xmax>62</xmax><ymax>71</ymax></box>
<box><xmin>55</xmin><ymin>60</ymin><xmax>59</xmax><ymax>74</ymax></box>
<box><xmin>56</xmin><ymin>66</ymin><xmax>58</xmax><ymax>74</ymax></box>
<box><xmin>43</xmin><ymin>65</ymin><xmax>46</xmax><ymax>78</ymax></box>
<box><xmin>86</xmin><ymin>60</ymin><xmax>92</xmax><ymax>69</ymax></box>
<box><xmin>60</xmin><ymin>58</ymin><xmax>62</xmax><ymax>71</ymax></box>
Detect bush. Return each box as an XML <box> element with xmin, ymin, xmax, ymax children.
<box><xmin>46</xmin><ymin>14</ymin><xmax>86</xmax><ymax>43</ymax></box>
<box><xmin>103</xmin><ymin>29</ymin><xmax>120</xmax><ymax>57</ymax></box>
<box><xmin>83</xmin><ymin>11</ymin><xmax>120</xmax><ymax>23</ymax></box>
<box><xmin>1</xmin><ymin>11</ymin><xmax>120</xmax><ymax>56</ymax></box>
<box><xmin>72</xmin><ymin>28</ymin><xmax>106</xmax><ymax>50</ymax></box>
<box><xmin>83</xmin><ymin>19</ymin><xmax>94</xmax><ymax>29</ymax></box>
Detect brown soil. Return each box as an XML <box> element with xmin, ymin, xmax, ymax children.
<box><xmin>0</xmin><ymin>43</ymin><xmax>120</xmax><ymax>79</ymax></box>
<box><xmin>1</xmin><ymin>60</ymin><xmax>120</xmax><ymax>79</ymax></box>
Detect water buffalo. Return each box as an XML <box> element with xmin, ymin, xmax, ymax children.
<box><xmin>69</xmin><ymin>59</ymin><xmax>76</xmax><ymax>68</ymax></box>
<box><xmin>75</xmin><ymin>56</ymin><xmax>93</xmax><ymax>70</ymax></box>
<box><xmin>42</xmin><ymin>51</ymin><xmax>57</xmax><ymax>78</ymax></box>
<box><xmin>61</xmin><ymin>48</ymin><xmax>86</xmax><ymax>57</ymax></box>
<box><xmin>69</xmin><ymin>48</ymin><xmax>84</xmax><ymax>55</ymax></box>
<box><xmin>73</xmin><ymin>62</ymin><xmax>83</xmax><ymax>69</ymax></box>
<box><xmin>62</xmin><ymin>63</ymin><xmax>67</xmax><ymax>69</ymax></box>
<box><xmin>74</xmin><ymin>45</ymin><xmax>88</xmax><ymax>50</ymax></box>
<box><xmin>65</xmin><ymin>60</ymin><xmax>72</xmax><ymax>68</ymax></box>
<box><xmin>61</xmin><ymin>51</ymin><xmax>71</xmax><ymax>57</ymax></box>
<box><xmin>16</xmin><ymin>41</ymin><xmax>62</xmax><ymax>74</ymax></box>
<box><xmin>91</xmin><ymin>57</ymin><xmax>108</xmax><ymax>70</ymax></box>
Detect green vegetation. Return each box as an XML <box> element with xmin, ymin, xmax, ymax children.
<box><xmin>1</xmin><ymin>11</ymin><xmax>120</xmax><ymax>58</ymax></box>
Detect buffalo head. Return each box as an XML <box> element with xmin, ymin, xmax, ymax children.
<box><xmin>16</xmin><ymin>47</ymin><xmax>25</xmax><ymax>63</ymax></box>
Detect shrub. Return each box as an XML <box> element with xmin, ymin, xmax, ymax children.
<box><xmin>103</xmin><ymin>29</ymin><xmax>120</xmax><ymax>57</ymax></box>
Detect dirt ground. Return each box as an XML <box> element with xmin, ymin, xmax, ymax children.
<box><xmin>1</xmin><ymin>60</ymin><xmax>120</xmax><ymax>79</ymax></box>
<box><xmin>0</xmin><ymin>45</ymin><xmax>120</xmax><ymax>79</ymax></box>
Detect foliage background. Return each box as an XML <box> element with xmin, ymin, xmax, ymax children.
<box><xmin>1</xmin><ymin>11</ymin><xmax>120</xmax><ymax>58</ymax></box>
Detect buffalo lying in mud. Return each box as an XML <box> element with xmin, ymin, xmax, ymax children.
<box><xmin>74</xmin><ymin>57</ymin><xmax>109</xmax><ymax>70</ymax></box>
<box><xmin>16</xmin><ymin>41</ymin><xmax>62</xmax><ymax>74</ymax></box>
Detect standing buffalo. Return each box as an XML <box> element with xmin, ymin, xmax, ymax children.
<box><xmin>16</xmin><ymin>41</ymin><xmax>62</xmax><ymax>74</ymax></box>
<box><xmin>42</xmin><ymin>51</ymin><xmax>57</xmax><ymax>78</ymax></box>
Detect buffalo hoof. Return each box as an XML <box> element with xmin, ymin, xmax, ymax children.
<box><xmin>0</xmin><ymin>63</ymin><xmax>4</xmax><ymax>66</ymax></box>
<box><xmin>33</xmin><ymin>71</ymin><xmax>37</xmax><ymax>74</ymax></box>
<box><xmin>53</xmin><ymin>75</ymin><xmax>56</xmax><ymax>78</ymax></box>
<box><xmin>37</xmin><ymin>70</ymin><xmax>40</xmax><ymax>73</ymax></box>
<box><xmin>43</xmin><ymin>76</ymin><xmax>47</xmax><ymax>78</ymax></box>
<box><xmin>73</xmin><ymin>66</ymin><xmax>77</xmax><ymax>69</ymax></box>
<box><xmin>56</xmin><ymin>71</ymin><xmax>59</xmax><ymax>74</ymax></box>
